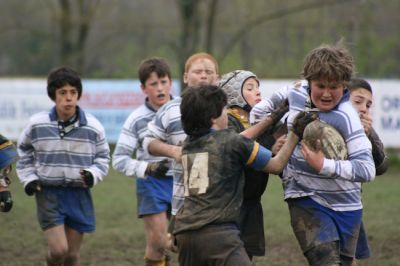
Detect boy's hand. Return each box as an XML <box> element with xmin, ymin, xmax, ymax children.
<box><xmin>80</xmin><ymin>170</ymin><xmax>94</xmax><ymax>188</ymax></box>
<box><xmin>145</xmin><ymin>159</ymin><xmax>169</xmax><ymax>178</ymax></box>
<box><xmin>360</xmin><ymin>112</ymin><xmax>373</xmax><ymax>135</ymax></box>
<box><xmin>166</xmin><ymin>233</ymin><xmax>179</xmax><ymax>253</ymax></box>
<box><xmin>25</xmin><ymin>180</ymin><xmax>41</xmax><ymax>196</ymax></box>
<box><xmin>291</xmin><ymin>112</ymin><xmax>318</xmax><ymax>139</ymax></box>
<box><xmin>269</xmin><ymin>99</ymin><xmax>289</xmax><ymax>125</ymax></box>
<box><xmin>301</xmin><ymin>140</ymin><xmax>324</xmax><ymax>172</ymax></box>
<box><xmin>0</xmin><ymin>190</ymin><xmax>13</xmax><ymax>212</ymax></box>
<box><xmin>271</xmin><ymin>135</ymin><xmax>286</xmax><ymax>155</ymax></box>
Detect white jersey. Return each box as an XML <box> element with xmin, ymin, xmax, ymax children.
<box><xmin>284</xmin><ymin>81</ymin><xmax>375</xmax><ymax>211</ymax></box>
<box><xmin>112</xmin><ymin>100</ymin><xmax>169</xmax><ymax>179</ymax></box>
<box><xmin>143</xmin><ymin>97</ymin><xmax>187</xmax><ymax>215</ymax></box>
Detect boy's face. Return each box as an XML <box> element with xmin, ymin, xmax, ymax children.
<box><xmin>54</xmin><ymin>84</ymin><xmax>79</xmax><ymax>121</ymax></box>
<box><xmin>242</xmin><ymin>78</ymin><xmax>261</xmax><ymax>108</ymax></box>
<box><xmin>350</xmin><ymin>88</ymin><xmax>372</xmax><ymax>115</ymax></box>
<box><xmin>310</xmin><ymin>79</ymin><xmax>345</xmax><ymax>112</ymax></box>
<box><xmin>183</xmin><ymin>58</ymin><xmax>218</xmax><ymax>87</ymax></box>
<box><xmin>212</xmin><ymin>107</ymin><xmax>228</xmax><ymax>130</ymax></box>
<box><xmin>141</xmin><ymin>72</ymin><xmax>172</xmax><ymax>110</ymax></box>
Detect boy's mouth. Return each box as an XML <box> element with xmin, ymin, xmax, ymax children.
<box><xmin>157</xmin><ymin>93</ymin><xmax>166</xmax><ymax>99</ymax></box>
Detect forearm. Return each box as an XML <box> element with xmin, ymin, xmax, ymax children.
<box><xmin>368</xmin><ymin>127</ymin><xmax>389</xmax><ymax>176</ymax></box>
<box><xmin>16</xmin><ymin>149</ymin><xmax>39</xmax><ymax>187</ymax></box>
<box><xmin>241</xmin><ymin>116</ymin><xmax>274</xmax><ymax>140</ymax></box>
<box><xmin>89</xmin><ymin>148</ymin><xmax>110</xmax><ymax>185</ymax></box>
<box><xmin>148</xmin><ymin>138</ymin><xmax>181</xmax><ymax>162</ymax></box>
<box><xmin>112</xmin><ymin>150</ymin><xmax>148</xmax><ymax>178</ymax></box>
<box><xmin>264</xmin><ymin>132</ymin><xmax>298</xmax><ymax>174</ymax></box>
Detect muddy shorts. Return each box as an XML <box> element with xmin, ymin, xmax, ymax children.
<box><xmin>287</xmin><ymin>197</ymin><xmax>361</xmax><ymax>259</ymax></box>
<box><xmin>35</xmin><ymin>186</ymin><xmax>95</xmax><ymax>233</ymax></box>
<box><xmin>176</xmin><ymin>223</ymin><xmax>251</xmax><ymax>266</ymax></box>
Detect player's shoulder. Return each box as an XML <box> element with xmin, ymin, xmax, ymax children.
<box><xmin>82</xmin><ymin>111</ymin><xmax>105</xmax><ymax>130</ymax></box>
<box><xmin>28</xmin><ymin>111</ymin><xmax>50</xmax><ymax>124</ymax></box>
<box><xmin>126</xmin><ymin>104</ymin><xmax>153</xmax><ymax>121</ymax></box>
<box><xmin>213</xmin><ymin>129</ymin><xmax>246</xmax><ymax>143</ymax></box>
<box><xmin>159</xmin><ymin>97</ymin><xmax>181</xmax><ymax>112</ymax></box>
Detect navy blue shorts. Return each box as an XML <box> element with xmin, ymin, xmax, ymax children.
<box><xmin>35</xmin><ymin>186</ymin><xmax>95</xmax><ymax>233</ymax></box>
<box><xmin>288</xmin><ymin>197</ymin><xmax>362</xmax><ymax>258</ymax></box>
<box><xmin>136</xmin><ymin>175</ymin><xmax>172</xmax><ymax>217</ymax></box>
<box><xmin>355</xmin><ymin>222</ymin><xmax>371</xmax><ymax>259</ymax></box>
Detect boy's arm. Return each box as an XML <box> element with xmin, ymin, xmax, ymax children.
<box><xmin>241</xmin><ymin>99</ymin><xmax>288</xmax><ymax>140</ymax></box>
<box><xmin>262</xmin><ymin>131</ymin><xmax>299</xmax><ymax>174</ymax></box>
<box><xmin>302</xmin><ymin>113</ymin><xmax>376</xmax><ymax>183</ymax></box>
<box><xmin>83</xmin><ymin>124</ymin><xmax>110</xmax><ymax>186</ymax></box>
<box><xmin>16</xmin><ymin>124</ymin><xmax>40</xmax><ymax>188</ymax></box>
<box><xmin>368</xmin><ymin>127</ymin><xmax>388</xmax><ymax>176</ymax></box>
<box><xmin>112</xmin><ymin>125</ymin><xmax>148</xmax><ymax>178</ymax></box>
<box><xmin>146</xmin><ymin>138</ymin><xmax>182</xmax><ymax>163</ymax></box>
<box><xmin>250</xmin><ymin>85</ymin><xmax>290</xmax><ymax>124</ymax></box>
<box><xmin>142</xmin><ymin>105</ymin><xmax>183</xmax><ymax>163</ymax></box>
<box><xmin>263</xmin><ymin>111</ymin><xmax>316</xmax><ymax>174</ymax></box>
<box><xmin>253</xmin><ymin>111</ymin><xmax>316</xmax><ymax>175</ymax></box>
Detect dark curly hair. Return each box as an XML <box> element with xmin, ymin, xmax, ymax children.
<box><xmin>47</xmin><ymin>66</ymin><xmax>82</xmax><ymax>101</ymax></box>
<box><xmin>181</xmin><ymin>85</ymin><xmax>227</xmax><ymax>138</ymax></box>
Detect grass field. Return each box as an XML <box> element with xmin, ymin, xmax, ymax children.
<box><xmin>1</xmin><ymin>166</ymin><xmax>399</xmax><ymax>266</ymax></box>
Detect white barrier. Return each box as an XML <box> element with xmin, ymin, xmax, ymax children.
<box><xmin>1</xmin><ymin>79</ymin><xmax>399</xmax><ymax>147</ymax></box>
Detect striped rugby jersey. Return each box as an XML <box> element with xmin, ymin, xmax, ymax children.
<box><xmin>143</xmin><ymin>97</ymin><xmax>186</xmax><ymax>215</ymax></box>
<box><xmin>284</xmin><ymin>81</ymin><xmax>375</xmax><ymax>211</ymax></box>
<box><xmin>112</xmin><ymin>100</ymin><xmax>169</xmax><ymax>179</ymax></box>
<box><xmin>17</xmin><ymin>106</ymin><xmax>110</xmax><ymax>188</ymax></box>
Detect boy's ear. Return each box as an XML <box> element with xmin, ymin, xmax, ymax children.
<box><xmin>183</xmin><ymin>73</ymin><xmax>188</xmax><ymax>85</ymax></box>
<box><xmin>210</xmin><ymin>117</ymin><xmax>218</xmax><ymax>128</ymax></box>
<box><xmin>140</xmin><ymin>83</ymin><xmax>146</xmax><ymax>93</ymax></box>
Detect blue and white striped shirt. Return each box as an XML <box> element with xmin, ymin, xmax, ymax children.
<box><xmin>143</xmin><ymin>97</ymin><xmax>186</xmax><ymax>215</ymax></box>
<box><xmin>17</xmin><ymin>106</ymin><xmax>110</xmax><ymax>188</ymax></box>
<box><xmin>284</xmin><ymin>81</ymin><xmax>375</xmax><ymax>211</ymax></box>
<box><xmin>112</xmin><ymin>100</ymin><xmax>169</xmax><ymax>178</ymax></box>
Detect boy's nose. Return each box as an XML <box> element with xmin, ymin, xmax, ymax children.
<box><xmin>359</xmin><ymin>105</ymin><xmax>368</xmax><ymax>114</ymax></box>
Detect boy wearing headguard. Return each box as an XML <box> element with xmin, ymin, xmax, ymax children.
<box><xmin>219</xmin><ymin>70</ymin><xmax>288</xmax><ymax>259</ymax></box>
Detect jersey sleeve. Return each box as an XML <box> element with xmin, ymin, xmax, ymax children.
<box><xmin>112</xmin><ymin>114</ymin><xmax>148</xmax><ymax>179</ymax></box>
<box><xmin>237</xmin><ymin>136</ymin><xmax>272</xmax><ymax>171</ymax></box>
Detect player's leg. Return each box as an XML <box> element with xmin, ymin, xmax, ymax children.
<box><xmin>36</xmin><ymin>187</ymin><xmax>69</xmax><ymax>266</ymax></box>
<box><xmin>44</xmin><ymin>225</ymin><xmax>69</xmax><ymax>266</ymax></box>
<box><xmin>288</xmin><ymin>197</ymin><xmax>341</xmax><ymax>266</ymax></box>
<box><xmin>137</xmin><ymin>175</ymin><xmax>173</xmax><ymax>266</ymax></box>
<box><xmin>144</xmin><ymin>211</ymin><xmax>169</xmax><ymax>258</ymax></box>
<box><xmin>144</xmin><ymin>212</ymin><xmax>170</xmax><ymax>265</ymax></box>
<box><xmin>63</xmin><ymin>226</ymin><xmax>84</xmax><ymax>266</ymax></box>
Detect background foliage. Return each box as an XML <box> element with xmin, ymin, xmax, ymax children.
<box><xmin>0</xmin><ymin>0</ymin><xmax>399</xmax><ymax>80</ymax></box>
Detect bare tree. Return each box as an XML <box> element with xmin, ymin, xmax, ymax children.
<box><xmin>57</xmin><ymin>0</ymin><xmax>100</xmax><ymax>72</ymax></box>
<box><xmin>217</xmin><ymin>0</ymin><xmax>359</xmax><ymax>64</ymax></box>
